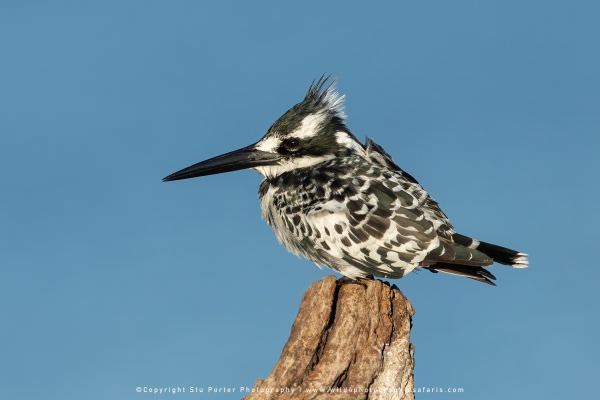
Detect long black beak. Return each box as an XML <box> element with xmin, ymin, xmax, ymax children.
<box><xmin>163</xmin><ymin>144</ymin><xmax>280</xmax><ymax>182</ymax></box>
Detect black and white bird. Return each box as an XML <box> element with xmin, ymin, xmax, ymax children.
<box><xmin>164</xmin><ymin>77</ymin><xmax>528</xmax><ymax>285</ymax></box>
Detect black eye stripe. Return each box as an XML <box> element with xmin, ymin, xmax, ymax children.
<box><xmin>283</xmin><ymin>138</ymin><xmax>300</xmax><ymax>149</ymax></box>
<box><xmin>278</xmin><ymin>138</ymin><xmax>302</xmax><ymax>155</ymax></box>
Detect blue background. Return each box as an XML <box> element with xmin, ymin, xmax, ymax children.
<box><xmin>1</xmin><ymin>1</ymin><xmax>598</xmax><ymax>399</ymax></box>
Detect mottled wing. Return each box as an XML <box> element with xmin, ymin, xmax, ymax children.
<box><xmin>287</xmin><ymin>162</ymin><xmax>430</xmax><ymax>278</ymax></box>
<box><xmin>364</xmin><ymin>138</ymin><xmax>454</xmax><ymax>235</ymax></box>
<box><xmin>300</xmin><ymin>159</ymin><xmax>491</xmax><ymax>278</ymax></box>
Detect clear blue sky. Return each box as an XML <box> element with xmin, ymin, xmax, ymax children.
<box><xmin>1</xmin><ymin>1</ymin><xmax>598</xmax><ymax>399</ymax></box>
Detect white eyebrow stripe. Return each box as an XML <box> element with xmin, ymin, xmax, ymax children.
<box><xmin>255</xmin><ymin>136</ymin><xmax>280</xmax><ymax>152</ymax></box>
<box><xmin>292</xmin><ymin>112</ymin><xmax>328</xmax><ymax>138</ymax></box>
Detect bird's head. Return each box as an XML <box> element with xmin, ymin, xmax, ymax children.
<box><xmin>163</xmin><ymin>76</ymin><xmax>364</xmax><ymax>182</ymax></box>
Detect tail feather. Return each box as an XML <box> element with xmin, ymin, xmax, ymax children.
<box><xmin>452</xmin><ymin>233</ymin><xmax>528</xmax><ymax>268</ymax></box>
<box><xmin>426</xmin><ymin>264</ymin><xmax>497</xmax><ymax>286</ymax></box>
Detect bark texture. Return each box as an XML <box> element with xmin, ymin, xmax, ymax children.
<box><xmin>244</xmin><ymin>276</ymin><xmax>415</xmax><ymax>400</ymax></box>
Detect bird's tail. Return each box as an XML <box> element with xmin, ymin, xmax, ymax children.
<box><xmin>452</xmin><ymin>233</ymin><xmax>529</xmax><ymax>268</ymax></box>
<box><xmin>426</xmin><ymin>263</ymin><xmax>498</xmax><ymax>286</ymax></box>
<box><xmin>425</xmin><ymin>233</ymin><xmax>528</xmax><ymax>285</ymax></box>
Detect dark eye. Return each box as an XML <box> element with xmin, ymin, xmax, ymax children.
<box><xmin>283</xmin><ymin>138</ymin><xmax>300</xmax><ymax>151</ymax></box>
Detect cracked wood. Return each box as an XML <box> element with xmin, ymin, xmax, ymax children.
<box><xmin>245</xmin><ymin>276</ymin><xmax>415</xmax><ymax>400</ymax></box>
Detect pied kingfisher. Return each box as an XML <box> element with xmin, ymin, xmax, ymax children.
<box><xmin>164</xmin><ymin>77</ymin><xmax>528</xmax><ymax>285</ymax></box>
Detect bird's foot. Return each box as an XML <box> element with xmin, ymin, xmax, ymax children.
<box><xmin>337</xmin><ymin>274</ymin><xmax>375</xmax><ymax>288</ymax></box>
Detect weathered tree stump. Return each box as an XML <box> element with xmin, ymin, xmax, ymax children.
<box><xmin>244</xmin><ymin>276</ymin><xmax>415</xmax><ymax>400</ymax></box>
